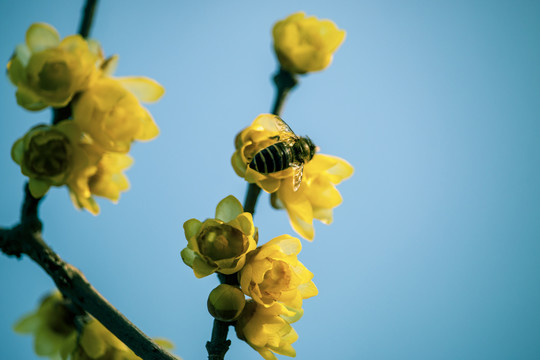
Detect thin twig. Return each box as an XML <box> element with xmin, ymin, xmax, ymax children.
<box><xmin>205</xmin><ymin>67</ymin><xmax>299</xmax><ymax>359</ymax></box>
<box><xmin>78</xmin><ymin>0</ymin><xmax>99</xmax><ymax>38</ymax></box>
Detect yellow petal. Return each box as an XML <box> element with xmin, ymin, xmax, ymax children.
<box><xmin>14</xmin><ymin>44</ymin><xmax>31</xmax><ymax>66</ymax></box>
<box><xmin>215</xmin><ymin>195</ymin><xmax>244</xmax><ymax>222</ymax></box>
<box><xmin>135</xmin><ymin>109</ymin><xmax>160</xmax><ymax>141</ymax></box>
<box><xmin>289</xmin><ymin>213</ymin><xmax>314</xmax><ymax>241</ymax></box>
<box><xmin>180</xmin><ymin>247</ymin><xmax>196</xmax><ymax>268</ymax></box>
<box><xmin>7</xmin><ymin>56</ymin><xmax>25</xmax><ymax>85</ymax></box>
<box><xmin>183</xmin><ymin>219</ymin><xmax>202</xmax><ymax>240</ymax></box>
<box><xmin>265</xmin><ymin>235</ymin><xmax>301</xmax><ymax>256</ymax></box>
<box><xmin>193</xmin><ymin>257</ymin><xmax>217</xmax><ymax>278</ymax></box>
<box><xmin>34</xmin><ymin>329</ymin><xmax>61</xmax><ymax>356</ymax></box>
<box><xmin>313</xmin><ymin>207</ymin><xmax>333</xmax><ymax>224</ymax></box>
<box><xmin>101</xmin><ymin>54</ymin><xmax>119</xmax><ymax>76</ymax></box>
<box><xmin>118</xmin><ymin>76</ymin><xmax>165</xmax><ymax>103</ymax></box>
<box><xmin>306</xmin><ymin>178</ymin><xmax>342</xmax><ymax>209</ymax></box>
<box><xmin>26</xmin><ymin>23</ymin><xmax>60</xmax><ymax>53</ymax></box>
<box><xmin>298</xmin><ymin>280</ymin><xmax>318</xmax><ymax>299</ymax></box>
<box><xmin>13</xmin><ymin>313</ymin><xmax>39</xmax><ymax>334</ymax></box>
<box><xmin>153</xmin><ymin>338</ymin><xmax>175</xmax><ymax>350</ymax></box>
<box><xmin>278</xmin><ymin>182</ymin><xmax>313</xmax><ymax>223</ymax></box>
<box><xmin>11</xmin><ymin>138</ymin><xmax>24</xmax><ymax>165</ymax></box>
<box><xmin>257</xmin><ymin>348</ymin><xmax>278</xmax><ymax>360</ymax></box>
<box><xmin>323</xmin><ymin>155</ymin><xmax>354</xmax><ymax>184</ymax></box>
<box><xmin>15</xmin><ymin>86</ymin><xmax>47</xmax><ymax>111</ymax></box>
<box><xmin>228</xmin><ymin>213</ymin><xmax>254</xmax><ymax>236</ymax></box>
<box><xmin>80</xmin><ymin>321</ymin><xmax>108</xmax><ymax>358</ymax></box>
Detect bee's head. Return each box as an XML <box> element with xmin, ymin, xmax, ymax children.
<box><xmin>303</xmin><ymin>136</ymin><xmax>317</xmax><ymax>161</ymax></box>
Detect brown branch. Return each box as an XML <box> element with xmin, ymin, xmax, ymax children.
<box><xmin>0</xmin><ymin>184</ymin><xmax>177</xmax><ymax>360</ymax></box>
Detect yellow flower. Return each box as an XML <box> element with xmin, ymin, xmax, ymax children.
<box><xmin>272</xmin><ymin>12</ymin><xmax>345</xmax><ymax>74</ymax></box>
<box><xmin>72</xmin><ymin>76</ymin><xmax>163</xmax><ymax>153</ymax></box>
<box><xmin>68</xmin><ymin>149</ymin><xmax>133</xmax><ymax>215</ymax></box>
<box><xmin>232</xmin><ymin>114</ymin><xmax>354</xmax><ymax>240</ymax></box>
<box><xmin>239</xmin><ymin>235</ymin><xmax>317</xmax><ymax>315</ymax></box>
<box><xmin>273</xmin><ymin>154</ymin><xmax>354</xmax><ymax>240</ymax></box>
<box><xmin>232</xmin><ymin>114</ymin><xmax>295</xmax><ymax>193</ymax></box>
<box><xmin>13</xmin><ymin>291</ymin><xmax>77</xmax><ymax>359</ymax></box>
<box><xmin>7</xmin><ymin>22</ymin><xmax>101</xmax><ymax>110</ymax></box>
<box><xmin>73</xmin><ymin>318</ymin><xmax>175</xmax><ymax>360</ymax></box>
<box><xmin>11</xmin><ymin>121</ymin><xmax>93</xmax><ymax>198</ymax></box>
<box><xmin>181</xmin><ymin>195</ymin><xmax>258</xmax><ymax>278</ymax></box>
<box><xmin>234</xmin><ymin>301</ymin><xmax>300</xmax><ymax>360</ymax></box>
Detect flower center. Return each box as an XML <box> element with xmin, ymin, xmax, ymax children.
<box><xmin>25</xmin><ymin>132</ymin><xmax>70</xmax><ymax>177</ymax></box>
<box><xmin>197</xmin><ymin>225</ymin><xmax>246</xmax><ymax>260</ymax></box>
<box><xmin>38</xmin><ymin>61</ymin><xmax>71</xmax><ymax>91</ymax></box>
<box><xmin>259</xmin><ymin>260</ymin><xmax>291</xmax><ymax>300</ymax></box>
<box><xmin>46</xmin><ymin>302</ymin><xmax>76</xmax><ymax>336</ymax></box>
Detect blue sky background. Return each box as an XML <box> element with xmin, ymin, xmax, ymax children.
<box><xmin>1</xmin><ymin>1</ymin><xmax>540</xmax><ymax>359</ymax></box>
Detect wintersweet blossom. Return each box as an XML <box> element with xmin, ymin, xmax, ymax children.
<box><xmin>13</xmin><ymin>291</ymin><xmax>77</xmax><ymax>359</ymax></box>
<box><xmin>239</xmin><ymin>235</ymin><xmax>317</xmax><ymax>315</ymax></box>
<box><xmin>272</xmin><ymin>154</ymin><xmax>353</xmax><ymax>240</ymax></box>
<box><xmin>72</xmin><ymin>76</ymin><xmax>163</xmax><ymax>153</ymax></box>
<box><xmin>68</xmin><ymin>148</ymin><xmax>133</xmax><ymax>215</ymax></box>
<box><xmin>11</xmin><ymin>121</ymin><xmax>92</xmax><ymax>198</ymax></box>
<box><xmin>273</xmin><ymin>12</ymin><xmax>345</xmax><ymax>74</ymax></box>
<box><xmin>7</xmin><ymin>22</ymin><xmax>101</xmax><ymax>110</ymax></box>
<box><xmin>232</xmin><ymin>114</ymin><xmax>353</xmax><ymax>240</ymax></box>
<box><xmin>235</xmin><ymin>301</ymin><xmax>301</xmax><ymax>360</ymax></box>
<box><xmin>181</xmin><ymin>195</ymin><xmax>258</xmax><ymax>278</ymax></box>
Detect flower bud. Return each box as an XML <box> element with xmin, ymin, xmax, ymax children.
<box><xmin>207</xmin><ymin>284</ymin><xmax>246</xmax><ymax>322</ymax></box>
<box><xmin>272</xmin><ymin>12</ymin><xmax>346</xmax><ymax>74</ymax></box>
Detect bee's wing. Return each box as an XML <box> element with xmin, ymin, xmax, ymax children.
<box><xmin>274</xmin><ymin>116</ymin><xmax>298</xmax><ymax>146</ymax></box>
<box><xmin>291</xmin><ymin>163</ymin><xmax>304</xmax><ymax>192</ymax></box>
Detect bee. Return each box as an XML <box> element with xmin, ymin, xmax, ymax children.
<box><xmin>249</xmin><ymin>116</ymin><xmax>317</xmax><ymax>191</ymax></box>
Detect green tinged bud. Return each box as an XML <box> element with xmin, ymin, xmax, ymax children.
<box><xmin>207</xmin><ymin>284</ymin><xmax>246</xmax><ymax>322</ymax></box>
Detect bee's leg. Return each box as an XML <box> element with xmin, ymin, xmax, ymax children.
<box><xmin>269</xmin><ymin>135</ymin><xmax>280</xmax><ymax>140</ymax></box>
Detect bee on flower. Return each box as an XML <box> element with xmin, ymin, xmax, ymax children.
<box><xmin>232</xmin><ymin>114</ymin><xmax>354</xmax><ymax>240</ymax></box>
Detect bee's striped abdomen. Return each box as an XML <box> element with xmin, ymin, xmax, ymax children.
<box><xmin>250</xmin><ymin>142</ymin><xmax>290</xmax><ymax>174</ymax></box>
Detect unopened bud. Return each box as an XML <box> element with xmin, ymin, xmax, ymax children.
<box><xmin>207</xmin><ymin>284</ymin><xmax>246</xmax><ymax>322</ymax></box>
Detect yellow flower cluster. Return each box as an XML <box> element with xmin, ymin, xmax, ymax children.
<box><xmin>232</xmin><ymin>114</ymin><xmax>353</xmax><ymax>240</ymax></box>
<box><xmin>8</xmin><ymin>23</ymin><xmax>164</xmax><ymax>214</ymax></box>
<box><xmin>181</xmin><ymin>195</ymin><xmax>317</xmax><ymax>359</ymax></box>
<box><xmin>273</xmin><ymin>12</ymin><xmax>346</xmax><ymax>74</ymax></box>
<box><xmin>14</xmin><ymin>291</ymin><xmax>175</xmax><ymax>360</ymax></box>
